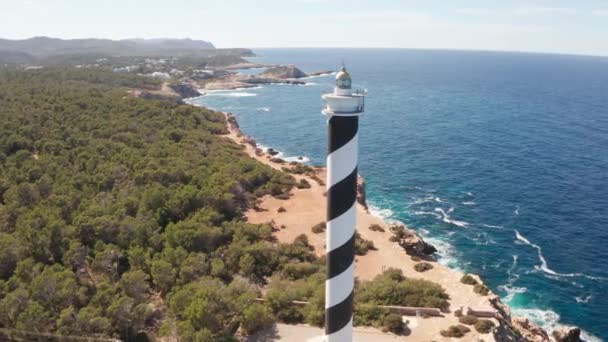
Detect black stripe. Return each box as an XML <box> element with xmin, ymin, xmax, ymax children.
<box><xmin>325</xmin><ymin>291</ymin><xmax>354</xmax><ymax>335</ymax></box>
<box><xmin>327</xmin><ymin>167</ymin><xmax>358</xmax><ymax>221</ymax></box>
<box><xmin>327</xmin><ymin>232</ymin><xmax>355</xmax><ymax>279</ymax></box>
<box><xmin>328</xmin><ymin>116</ymin><xmax>358</xmax><ymax>154</ymax></box>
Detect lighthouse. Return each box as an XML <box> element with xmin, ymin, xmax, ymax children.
<box><xmin>321</xmin><ymin>66</ymin><xmax>366</xmax><ymax>342</ymax></box>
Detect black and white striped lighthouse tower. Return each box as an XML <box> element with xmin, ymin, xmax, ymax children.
<box><xmin>321</xmin><ymin>66</ymin><xmax>366</xmax><ymax>342</ymax></box>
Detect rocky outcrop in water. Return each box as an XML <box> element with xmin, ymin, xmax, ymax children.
<box><xmin>553</xmin><ymin>327</ymin><xmax>582</xmax><ymax>342</ymax></box>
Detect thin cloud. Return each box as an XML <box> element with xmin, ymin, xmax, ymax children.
<box><xmin>514</xmin><ymin>7</ymin><xmax>579</xmax><ymax>16</ymax></box>
<box><xmin>456</xmin><ymin>8</ymin><xmax>496</xmax><ymax>16</ymax></box>
<box><xmin>592</xmin><ymin>9</ymin><xmax>608</xmax><ymax>16</ymax></box>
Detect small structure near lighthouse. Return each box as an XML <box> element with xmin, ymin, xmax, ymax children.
<box><xmin>321</xmin><ymin>66</ymin><xmax>366</xmax><ymax>342</ymax></box>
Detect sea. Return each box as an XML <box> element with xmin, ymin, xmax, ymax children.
<box><xmin>190</xmin><ymin>48</ymin><xmax>608</xmax><ymax>341</ymax></box>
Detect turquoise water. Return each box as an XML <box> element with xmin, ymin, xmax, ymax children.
<box><xmin>191</xmin><ymin>49</ymin><xmax>608</xmax><ymax>340</ymax></box>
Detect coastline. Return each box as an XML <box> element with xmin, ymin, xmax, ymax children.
<box><xmin>216</xmin><ymin>110</ymin><xmax>556</xmax><ymax>341</ymax></box>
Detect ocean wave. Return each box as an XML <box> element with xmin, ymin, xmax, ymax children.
<box><xmin>256</xmin><ymin>107</ymin><xmax>271</xmax><ymax>112</ymax></box>
<box><xmin>206</xmin><ymin>92</ymin><xmax>258</xmax><ymax>97</ymax></box>
<box><xmin>413</xmin><ymin>210</ymin><xmax>442</xmax><ymax>219</ymax></box>
<box><xmin>575</xmin><ymin>294</ymin><xmax>593</xmax><ymax>304</ymax></box>
<box><xmin>434</xmin><ymin>207</ymin><xmax>469</xmax><ymax>227</ymax></box>
<box><xmin>482</xmin><ymin>223</ymin><xmax>505</xmax><ymax>229</ymax></box>
<box><xmin>514</xmin><ymin>230</ymin><xmax>607</xmax><ymax>282</ymax></box>
<box><xmin>462</xmin><ymin>201</ymin><xmax>476</xmax><ymax>205</ymax></box>
<box><xmin>256</xmin><ymin>143</ymin><xmax>309</xmax><ymax>164</ymax></box>
<box><xmin>424</xmin><ymin>237</ymin><xmax>461</xmax><ymax>269</ymax></box>
<box><xmin>511</xmin><ymin>308</ymin><xmax>602</xmax><ymax>342</ymax></box>
<box><xmin>514</xmin><ymin>205</ymin><xmax>520</xmax><ymax>216</ymax></box>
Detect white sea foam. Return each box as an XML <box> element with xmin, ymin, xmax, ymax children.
<box><xmin>434</xmin><ymin>208</ymin><xmax>469</xmax><ymax>227</ymax></box>
<box><xmin>482</xmin><ymin>223</ymin><xmax>504</xmax><ymax>229</ymax></box>
<box><xmin>256</xmin><ymin>143</ymin><xmax>310</xmax><ymax>164</ymax></box>
<box><xmin>413</xmin><ymin>211</ymin><xmax>442</xmax><ymax>219</ymax></box>
<box><xmin>257</xmin><ymin>107</ymin><xmax>271</xmax><ymax>112</ymax></box>
<box><xmin>424</xmin><ymin>237</ymin><xmax>461</xmax><ymax>269</ymax></box>
<box><xmin>434</xmin><ymin>197</ymin><xmax>443</xmax><ymax>203</ymax></box>
<box><xmin>514</xmin><ymin>230</ymin><xmax>607</xmax><ymax>281</ymax></box>
<box><xmin>512</xmin><ymin>308</ymin><xmax>602</xmax><ymax>342</ymax></box>
<box><xmin>205</xmin><ymin>92</ymin><xmax>258</xmax><ymax>97</ymax></box>
<box><xmin>462</xmin><ymin>201</ymin><xmax>476</xmax><ymax>205</ymax></box>
<box><xmin>575</xmin><ymin>294</ymin><xmax>593</xmax><ymax>304</ymax></box>
<box><xmin>514</xmin><ymin>205</ymin><xmax>520</xmax><ymax>215</ymax></box>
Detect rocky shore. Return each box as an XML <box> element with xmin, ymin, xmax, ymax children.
<box><xmin>219</xmin><ymin>112</ymin><xmax>569</xmax><ymax>342</ymax></box>
<box><xmin>201</xmin><ymin>65</ymin><xmax>330</xmax><ymax>91</ymax></box>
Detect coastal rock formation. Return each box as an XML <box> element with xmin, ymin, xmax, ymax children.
<box><xmin>512</xmin><ymin>317</ymin><xmax>551</xmax><ymax>342</ymax></box>
<box><xmin>356</xmin><ymin>175</ymin><xmax>368</xmax><ymax>210</ymax></box>
<box><xmin>307</xmin><ymin>70</ymin><xmax>333</xmax><ymax>77</ymax></box>
<box><xmin>258</xmin><ymin>65</ymin><xmax>307</xmax><ymax>79</ymax></box>
<box><xmin>390</xmin><ymin>225</ymin><xmax>437</xmax><ymax>256</ymax></box>
<box><xmin>168</xmin><ymin>82</ymin><xmax>201</xmax><ymax>98</ymax></box>
<box><xmin>552</xmin><ymin>326</ymin><xmax>582</xmax><ymax>342</ymax></box>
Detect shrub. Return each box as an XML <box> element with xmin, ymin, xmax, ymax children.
<box><xmin>357</xmin><ymin>269</ymin><xmax>450</xmax><ymax>311</ymax></box>
<box><xmin>278</xmin><ymin>207</ymin><xmax>286</xmax><ymax>213</ymax></box>
<box><xmin>460</xmin><ymin>274</ymin><xmax>478</xmax><ymax>285</ymax></box>
<box><xmin>275</xmin><ymin>193</ymin><xmax>290</xmax><ymax>200</ymax></box>
<box><xmin>355</xmin><ymin>234</ymin><xmax>376</xmax><ymax>255</ymax></box>
<box><xmin>240</xmin><ymin>304</ymin><xmax>274</xmax><ymax>335</ymax></box>
<box><xmin>474</xmin><ymin>319</ymin><xmax>495</xmax><ymax>334</ymax></box>
<box><xmin>440</xmin><ymin>325</ymin><xmax>471</xmax><ymax>338</ymax></box>
<box><xmin>368</xmin><ymin>224</ymin><xmax>385</xmax><ymax>232</ymax></box>
<box><xmin>296</xmin><ymin>179</ymin><xmax>311</xmax><ymax>189</ymax></box>
<box><xmin>311</xmin><ymin>222</ymin><xmax>326</xmax><ymax>234</ymax></box>
<box><xmin>382</xmin><ymin>313</ymin><xmax>405</xmax><ymax>334</ymax></box>
<box><xmin>388</xmin><ymin>236</ymin><xmax>400</xmax><ymax>243</ymax></box>
<box><xmin>473</xmin><ymin>284</ymin><xmax>490</xmax><ymax>296</ymax></box>
<box><xmin>459</xmin><ymin>315</ymin><xmax>478</xmax><ymax>325</ymax></box>
<box><xmin>411</xmin><ymin>256</ymin><xmax>421</xmax><ymax>262</ymax></box>
<box><xmin>281</xmin><ymin>262</ymin><xmax>320</xmax><ymax>280</ymax></box>
<box><xmin>270</xmin><ymin>158</ymin><xmax>285</xmax><ymax>164</ymax></box>
<box><xmin>414</xmin><ymin>262</ymin><xmax>433</xmax><ymax>272</ymax></box>
<box><xmin>310</xmin><ymin>175</ymin><xmax>325</xmax><ymax>186</ymax></box>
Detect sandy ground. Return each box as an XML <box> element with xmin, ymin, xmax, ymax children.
<box><xmin>224</xmin><ymin>114</ymin><xmax>499</xmax><ymax>341</ymax></box>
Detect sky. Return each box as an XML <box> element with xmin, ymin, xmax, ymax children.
<box><xmin>1</xmin><ymin>0</ymin><xmax>608</xmax><ymax>56</ymax></box>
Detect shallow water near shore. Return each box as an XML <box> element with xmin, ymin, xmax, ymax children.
<box><xmin>191</xmin><ymin>48</ymin><xmax>608</xmax><ymax>341</ymax></box>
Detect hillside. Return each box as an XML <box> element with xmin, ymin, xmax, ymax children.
<box><xmin>0</xmin><ymin>37</ymin><xmax>214</xmax><ymax>56</ymax></box>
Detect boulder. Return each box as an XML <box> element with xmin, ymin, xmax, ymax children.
<box><xmin>552</xmin><ymin>327</ymin><xmax>582</xmax><ymax>342</ymax></box>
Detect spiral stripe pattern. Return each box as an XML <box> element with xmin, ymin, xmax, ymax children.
<box><xmin>325</xmin><ymin>115</ymin><xmax>358</xmax><ymax>341</ymax></box>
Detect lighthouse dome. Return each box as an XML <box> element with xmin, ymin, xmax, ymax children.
<box><xmin>335</xmin><ymin>66</ymin><xmax>352</xmax><ymax>89</ymax></box>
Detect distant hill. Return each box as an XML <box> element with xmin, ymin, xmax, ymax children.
<box><xmin>0</xmin><ymin>37</ymin><xmax>217</xmax><ymax>57</ymax></box>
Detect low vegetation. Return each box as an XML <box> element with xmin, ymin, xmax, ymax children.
<box><xmin>355</xmin><ymin>233</ymin><xmax>376</xmax><ymax>255</ymax></box>
<box><xmin>368</xmin><ymin>224</ymin><xmax>385</xmax><ymax>232</ymax></box>
<box><xmin>459</xmin><ymin>315</ymin><xmax>478</xmax><ymax>325</ymax></box>
<box><xmin>460</xmin><ymin>274</ymin><xmax>478</xmax><ymax>285</ymax></box>
<box><xmin>295</xmin><ymin>179</ymin><xmax>311</xmax><ymax>189</ymax></box>
<box><xmin>474</xmin><ymin>319</ymin><xmax>496</xmax><ymax>334</ymax></box>
<box><xmin>440</xmin><ymin>324</ymin><xmax>471</xmax><ymax>338</ymax></box>
<box><xmin>311</xmin><ymin>222</ymin><xmax>326</xmax><ymax>234</ymax></box>
<box><xmin>474</xmin><ymin>284</ymin><xmax>490</xmax><ymax>296</ymax></box>
<box><xmin>414</xmin><ymin>262</ymin><xmax>433</xmax><ymax>272</ymax></box>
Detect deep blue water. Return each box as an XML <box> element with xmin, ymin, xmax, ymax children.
<box><xmin>192</xmin><ymin>49</ymin><xmax>608</xmax><ymax>341</ymax></box>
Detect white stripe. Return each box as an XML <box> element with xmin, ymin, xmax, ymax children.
<box><xmin>327</xmin><ymin>133</ymin><xmax>358</xmax><ymax>188</ymax></box>
<box><xmin>326</xmin><ymin>203</ymin><xmax>356</xmax><ymax>252</ymax></box>
<box><xmin>325</xmin><ymin>262</ymin><xmax>354</xmax><ymax>308</ymax></box>
<box><xmin>325</xmin><ymin>318</ymin><xmax>353</xmax><ymax>342</ymax></box>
